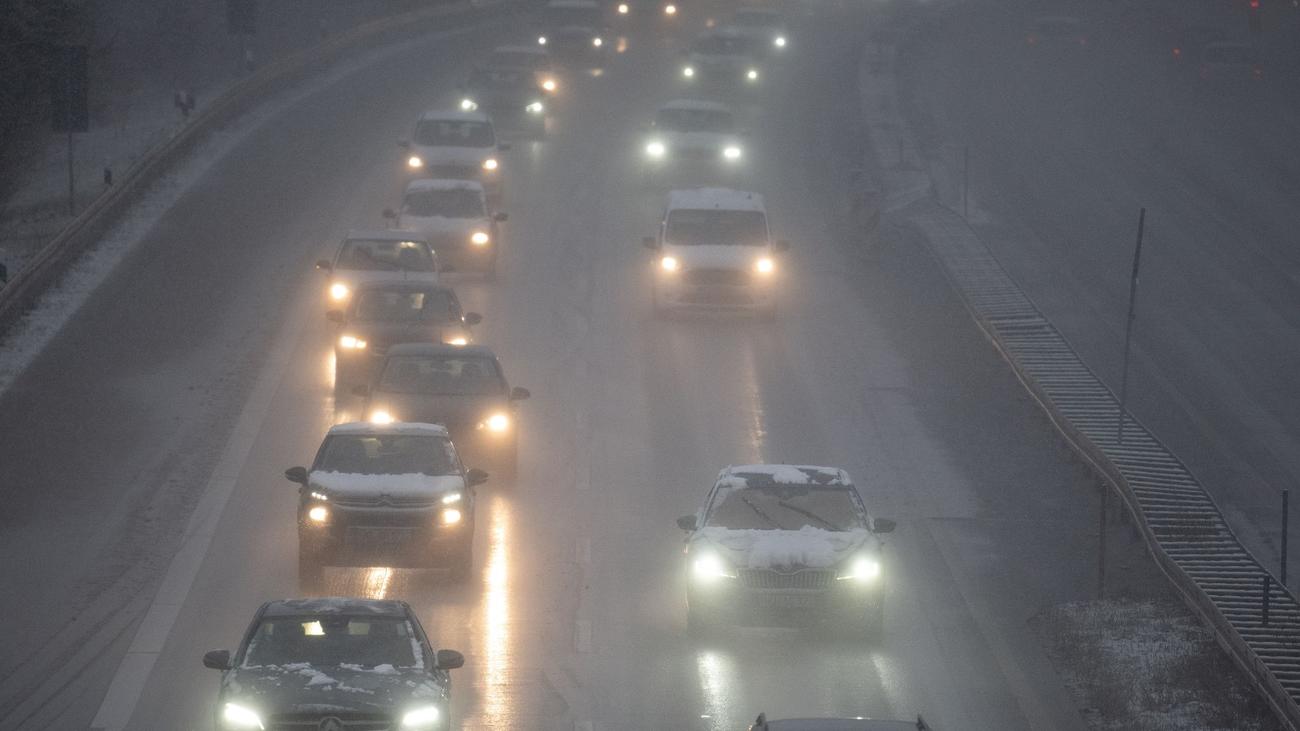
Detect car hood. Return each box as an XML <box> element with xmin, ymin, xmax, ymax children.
<box><xmin>334</xmin><ymin>270</ymin><xmax>440</xmax><ymax>288</ymax></box>
<box><xmin>398</xmin><ymin>215</ymin><xmax>484</xmax><ymax>237</ymax></box>
<box><xmin>662</xmin><ymin>244</ymin><xmax>768</xmax><ymax>270</ymax></box>
<box><xmin>412</xmin><ymin>145</ymin><xmax>494</xmax><ymax>167</ymax></box>
<box><xmin>370</xmin><ymin>393</ymin><xmax>508</xmax><ymax>429</ymax></box>
<box><xmin>308</xmin><ymin>472</ymin><xmax>464</xmax><ymax>500</ymax></box>
<box><xmin>222</xmin><ymin>663</ymin><xmax>445</xmax><ymax>715</ymax></box>
<box><xmin>694</xmin><ymin>526</ymin><xmax>872</xmax><ymax>569</ymax></box>
<box><xmin>660</xmin><ymin>131</ymin><xmax>735</xmax><ymax>151</ymax></box>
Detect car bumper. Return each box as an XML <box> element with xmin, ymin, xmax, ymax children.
<box><xmin>301</xmin><ymin>509</ymin><xmax>470</xmax><ymax>567</ymax></box>
<box><xmin>688</xmin><ymin>579</ymin><xmax>883</xmax><ymax>624</ymax></box>
<box><xmin>655</xmin><ymin>278</ymin><xmax>776</xmax><ymax>310</ymax></box>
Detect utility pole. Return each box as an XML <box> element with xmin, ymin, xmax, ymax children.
<box><xmin>1117</xmin><ymin>208</ymin><xmax>1146</xmax><ymax>444</ymax></box>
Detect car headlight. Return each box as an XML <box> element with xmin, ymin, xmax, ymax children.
<box><xmin>307</xmin><ymin>505</ymin><xmax>330</xmax><ymax>524</ymax></box>
<box><xmin>222</xmin><ymin>702</ymin><xmax>265</xmax><ymax>730</ymax></box>
<box><xmin>407</xmin><ymin>155</ymin><xmax>424</xmax><ymax>169</ymax></box>
<box><xmin>460</xmin><ymin>98</ymin><xmax>478</xmax><ymax>111</ymax></box>
<box><xmin>645</xmin><ymin>140</ymin><xmax>666</xmax><ymax>158</ymax></box>
<box><xmin>442</xmin><ymin>492</ymin><xmax>463</xmax><ymax>504</ymax></box>
<box><xmin>618</xmin><ymin>3</ymin><xmax>629</xmax><ymax>12</ymax></box>
<box><xmin>746</xmin><ymin>68</ymin><xmax>759</xmax><ymax>81</ymax></box>
<box><xmin>665</xmin><ymin>3</ymin><xmax>677</xmax><ymax>14</ymax></box>
<box><xmin>338</xmin><ymin>334</ymin><xmax>367</xmax><ymax>349</ymax></box>
<box><xmin>538</xmin><ymin>35</ymin><xmax>548</xmax><ymax>45</ymax></box>
<box><xmin>837</xmin><ymin>555</ymin><xmax>881</xmax><ymax>583</ymax></box>
<box><xmin>482</xmin><ymin>412</ymin><xmax>510</xmax><ymax>432</ymax></box>
<box><xmin>774</xmin><ymin>35</ymin><xmax>786</xmax><ymax>48</ymax></box>
<box><xmin>526</xmin><ymin>101</ymin><xmax>545</xmax><ymax>114</ymax></box>
<box><xmin>445</xmin><ymin>334</ymin><xmax>469</xmax><ymax>346</ymax></box>
<box><xmin>542</xmin><ymin>78</ymin><xmax>557</xmax><ymax>92</ymax></box>
<box><xmin>659</xmin><ymin>255</ymin><xmax>679</xmax><ymax>272</ymax></box>
<box><xmin>310</xmin><ymin>490</ymin><xmax>329</xmax><ymax>501</ymax></box>
<box><xmin>400</xmin><ymin>705</ymin><xmax>441</xmax><ymax>729</ymax></box>
<box><xmin>441</xmin><ymin>508</ymin><xmax>463</xmax><ymax>525</ymax></box>
<box><xmin>682</xmin><ymin>65</ymin><xmax>695</xmax><ymax>78</ymax></box>
<box><xmin>329</xmin><ymin>282</ymin><xmax>350</xmax><ymax>301</ymax></box>
<box><xmin>691</xmin><ymin>552</ymin><xmax>735</xmax><ymax>582</ymax></box>
<box><xmin>471</xmin><ymin>231</ymin><xmax>490</xmax><ymax>246</ymax></box>
<box><xmin>370</xmin><ymin>409</ymin><xmax>395</xmax><ymax>424</ymax></box>
<box><xmin>482</xmin><ymin>158</ymin><xmax>499</xmax><ymax>171</ymax></box>
<box><xmin>593</xmin><ymin>36</ymin><xmax>604</xmax><ymax>47</ymax></box>
<box><xmin>754</xmin><ymin>257</ymin><xmax>775</xmax><ymax>275</ymax></box>
<box><xmin>722</xmin><ymin>145</ymin><xmax>742</xmax><ymax>160</ymax></box>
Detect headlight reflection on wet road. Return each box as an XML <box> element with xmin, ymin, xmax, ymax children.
<box><xmin>695</xmin><ymin>650</ymin><xmax>737</xmax><ymax>730</ymax></box>
<box><xmin>481</xmin><ymin>498</ymin><xmax>513</xmax><ymax>726</ymax></box>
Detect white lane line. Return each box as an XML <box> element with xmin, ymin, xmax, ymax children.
<box><xmin>89</xmin><ymin>273</ymin><xmax>311</xmax><ymax>731</ymax></box>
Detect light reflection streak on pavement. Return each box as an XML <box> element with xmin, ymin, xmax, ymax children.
<box><xmin>481</xmin><ymin>497</ymin><xmax>512</xmax><ymax>727</ymax></box>
<box><xmin>739</xmin><ymin>342</ymin><xmax>768</xmax><ymax>462</ymax></box>
<box><xmin>696</xmin><ymin>649</ymin><xmax>737</xmax><ymax>731</ymax></box>
<box><xmin>362</xmin><ymin>567</ymin><xmax>393</xmax><ymax>599</ymax></box>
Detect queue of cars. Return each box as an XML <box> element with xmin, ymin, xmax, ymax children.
<box><xmin>202</xmin><ymin>3</ymin><xmax>917</xmax><ymax>727</ymax></box>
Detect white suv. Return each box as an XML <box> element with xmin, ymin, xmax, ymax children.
<box><xmin>642</xmin><ymin>188</ymin><xmax>788</xmax><ymax>318</ymax></box>
<box><xmin>400</xmin><ymin>109</ymin><xmax>508</xmax><ymax>200</ymax></box>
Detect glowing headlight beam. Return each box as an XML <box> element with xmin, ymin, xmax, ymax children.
<box><xmin>723</xmin><ymin>145</ymin><xmax>742</xmax><ymax>160</ymax></box>
<box><xmin>445</xmin><ymin>335</ymin><xmax>469</xmax><ymax>346</ymax></box>
<box><xmin>682</xmin><ymin>65</ymin><xmax>695</xmax><ymax>78</ymax></box>
<box><xmin>691</xmin><ymin>553</ymin><xmax>735</xmax><ymax>582</ymax></box>
<box><xmin>618</xmin><ymin>3</ymin><xmax>629</xmax><ymax>12</ymax></box>
<box><xmin>460</xmin><ymin>98</ymin><xmax>478</xmax><ymax>111</ymax></box>
<box><xmin>441</xmin><ymin>508</ymin><xmax>463</xmax><ymax>525</ymax></box>
<box><xmin>660</xmin><ymin>255</ymin><xmax>679</xmax><ymax>272</ymax></box>
<box><xmin>525</xmin><ymin>101</ymin><xmax>545</xmax><ymax>114</ymax></box>
<box><xmin>338</xmin><ymin>334</ymin><xmax>367</xmax><ymax>349</ymax></box>
<box><xmin>482</xmin><ymin>158</ymin><xmax>499</xmax><ymax>171</ymax></box>
<box><xmin>754</xmin><ymin>257</ymin><xmax>775</xmax><ymax>274</ymax></box>
<box><xmin>407</xmin><ymin>155</ymin><xmax>424</xmax><ymax>169</ymax></box>
<box><xmin>400</xmin><ymin>705</ymin><xmax>441</xmax><ymax>729</ymax></box>
<box><xmin>665</xmin><ymin>3</ymin><xmax>677</xmax><ymax>14</ymax></box>
<box><xmin>471</xmin><ymin>231</ymin><xmax>490</xmax><ymax>246</ymax></box>
<box><xmin>837</xmin><ymin>556</ymin><xmax>882</xmax><ymax>582</ymax></box>
<box><xmin>746</xmin><ymin>68</ymin><xmax>759</xmax><ymax>81</ymax></box>
<box><xmin>329</xmin><ymin>282</ymin><xmax>350</xmax><ymax>301</ymax></box>
<box><xmin>645</xmin><ymin>141</ymin><xmax>666</xmax><ymax>158</ymax></box>
<box><xmin>774</xmin><ymin>35</ymin><xmax>787</xmax><ymax>47</ymax></box>
<box><xmin>307</xmin><ymin>505</ymin><xmax>329</xmax><ymax>523</ymax></box>
<box><xmin>485</xmin><ymin>413</ymin><xmax>510</xmax><ymax>432</ymax></box>
<box><xmin>542</xmin><ymin>78</ymin><xmax>557</xmax><ymax>92</ymax></box>
<box><xmin>538</xmin><ymin>35</ymin><xmax>548</xmax><ymax>45</ymax></box>
<box><xmin>222</xmin><ymin>703</ymin><xmax>265</xmax><ymax>730</ymax></box>
<box><xmin>593</xmin><ymin>36</ymin><xmax>604</xmax><ymax>47</ymax></box>
<box><xmin>370</xmin><ymin>409</ymin><xmax>395</xmax><ymax>424</ymax></box>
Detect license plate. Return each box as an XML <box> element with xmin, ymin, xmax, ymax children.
<box><xmin>754</xmin><ymin>593</ymin><xmax>821</xmax><ymax>609</ymax></box>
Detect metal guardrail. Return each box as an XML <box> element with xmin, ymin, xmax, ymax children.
<box><xmin>911</xmin><ymin>205</ymin><xmax>1300</xmax><ymax>729</ymax></box>
<box><xmin>0</xmin><ymin>0</ymin><xmax>510</xmax><ymax>337</ymax></box>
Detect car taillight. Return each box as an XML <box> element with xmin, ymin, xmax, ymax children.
<box><xmin>1172</xmin><ymin>46</ymin><xmax>1182</xmax><ymax>58</ymax></box>
<box><xmin>1027</xmin><ymin>33</ymin><xmax>1038</xmax><ymax>45</ymax></box>
<box><xmin>1253</xmin><ymin>64</ymin><xmax>1264</xmax><ymax>79</ymax></box>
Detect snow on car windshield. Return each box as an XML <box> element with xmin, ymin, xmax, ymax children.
<box><xmin>337</xmin><ymin>240</ymin><xmax>435</xmax><ymax>272</ymax></box>
<box><xmin>414</xmin><ymin>120</ymin><xmax>495</xmax><ymax>147</ymax></box>
<box><xmin>379</xmin><ymin>355</ymin><xmax>505</xmax><ymax>396</ymax></box>
<box><xmin>666</xmin><ymin>209</ymin><xmax>767</xmax><ymax>246</ymax></box>
<box><xmin>403</xmin><ymin>188</ymin><xmax>485</xmax><ymax>218</ymax></box>
<box><xmin>316</xmin><ymin>434</ymin><xmax>458</xmax><ymax>476</ymax></box>
<box><xmin>707</xmin><ymin>485</ymin><xmax>865</xmax><ymax>531</ymax></box>
<box><xmin>242</xmin><ymin>616</ymin><xmax>421</xmax><ymax>669</ymax></box>
<box><xmin>656</xmin><ymin>108</ymin><xmax>734</xmax><ymax>133</ymax></box>
<box><xmin>353</xmin><ymin>289</ymin><xmax>458</xmax><ymax>323</ymax></box>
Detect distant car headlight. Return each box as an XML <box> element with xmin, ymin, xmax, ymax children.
<box><xmin>525</xmin><ymin>101</ymin><xmax>545</xmax><ymax>114</ymax></box>
<box><xmin>471</xmin><ymin>231</ymin><xmax>490</xmax><ymax>246</ymax></box>
<box><xmin>746</xmin><ymin>68</ymin><xmax>759</xmax><ymax>81</ymax></box>
<box><xmin>837</xmin><ymin>555</ymin><xmax>882</xmax><ymax>583</ymax></box>
<box><xmin>682</xmin><ymin>65</ymin><xmax>695</xmax><ymax>78</ymax></box>
<box><xmin>329</xmin><ymin>282</ymin><xmax>350</xmax><ymax>301</ymax></box>
<box><xmin>538</xmin><ymin>35</ymin><xmax>548</xmax><ymax>45</ymax></box>
<box><xmin>460</xmin><ymin>98</ymin><xmax>478</xmax><ymax>111</ymax></box>
<box><xmin>482</xmin><ymin>412</ymin><xmax>510</xmax><ymax>432</ymax></box>
<box><xmin>310</xmin><ymin>490</ymin><xmax>329</xmax><ymax>501</ymax></box>
<box><xmin>691</xmin><ymin>552</ymin><xmax>735</xmax><ymax>582</ymax></box>
<box><xmin>722</xmin><ymin>145</ymin><xmax>742</xmax><ymax>160</ymax></box>
<box><xmin>660</xmin><ymin>255</ymin><xmax>679</xmax><ymax>272</ymax></box>
<box><xmin>665</xmin><ymin>3</ymin><xmax>677</xmax><ymax>14</ymax></box>
<box><xmin>369</xmin><ymin>409</ymin><xmax>395</xmax><ymax>424</ymax></box>
<box><xmin>444</xmin><ymin>334</ymin><xmax>469</xmax><ymax>346</ymax></box>
<box><xmin>618</xmin><ymin>2</ymin><xmax>629</xmax><ymax>12</ymax></box>
<box><xmin>441</xmin><ymin>508</ymin><xmax>463</xmax><ymax>525</ymax></box>
<box><xmin>442</xmin><ymin>492</ymin><xmax>463</xmax><ymax>504</ymax></box>
<box><xmin>222</xmin><ymin>702</ymin><xmax>265</xmax><ymax>730</ymax></box>
<box><xmin>774</xmin><ymin>35</ymin><xmax>786</xmax><ymax>48</ymax></box>
<box><xmin>645</xmin><ymin>140</ymin><xmax>666</xmax><ymax>158</ymax></box>
<box><xmin>338</xmin><ymin>334</ymin><xmax>367</xmax><ymax>349</ymax></box>
<box><xmin>400</xmin><ymin>706</ymin><xmax>441</xmax><ymax>730</ymax></box>
<box><xmin>593</xmin><ymin>36</ymin><xmax>604</xmax><ymax>47</ymax></box>
<box><xmin>542</xmin><ymin>78</ymin><xmax>557</xmax><ymax>92</ymax></box>
<box><xmin>754</xmin><ymin>257</ymin><xmax>775</xmax><ymax>275</ymax></box>
<box><xmin>482</xmin><ymin>158</ymin><xmax>499</xmax><ymax>171</ymax></box>
<box><xmin>307</xmin><ymin>505</ymin><xmax>330</xmax><ymax>524</ymax></box>
<box><xmin>406</xmin><ymin>155</ymin><xmax>424</xmax><ymax>169</ymax></box>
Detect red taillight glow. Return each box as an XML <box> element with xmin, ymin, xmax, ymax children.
<box><xmin>1027</xmin><ymin>33</ymin><xmax>1038</xmax><ymax>45</ymax></box>
<box><xmin>1172</xmin><ymin>47</ymin><xmax>1182</xmax><ymax>58</ymax></box>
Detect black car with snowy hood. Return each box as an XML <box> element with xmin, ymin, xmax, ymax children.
<box><xmin>202</xmin><ymin>598</ymin><xmax>464</xmax><ymax>731</ymax></box>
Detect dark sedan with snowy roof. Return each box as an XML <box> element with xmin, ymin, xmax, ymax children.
<box><xmin>676</xmin><ymin>464</ymin><xmax>895</xmax><ymax>637</ymax></box>
<box><xmin>202</xmin><ymin>598</ymin><xmax>464</xmax><ymax>731</ymax></box>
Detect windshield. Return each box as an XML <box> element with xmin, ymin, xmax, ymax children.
<box><xmin>655</xmin><ymin>108</ymin><xmax>735</xmax><ymax>133</ymax></box>
<box><xmin>402</xmin><ymin>188</ymin><xmax>485</xmax><ymax>218</ymax></box>
<box><xmin>694</xmin><ymin>35</ymin><xmax>761</xmax><ymax>56</ymax></box>
<box><xmin>666</xmin><ymin>209</ymin><xmax>767</xmax><ymax>246</ymax></box>
<box><xmin>315</xmin><ymin>434</ymin><xmax>458</xmax><ymax>476</ymax></box>
<box><xmin>706</xmin><ymin>485</ymin><xmax>866</xmax><ymax>531</ymax></box>
<box><xmin>378</xmin><ymin>355</ymin><xmax>504</xmax><ymax>396</ymax></box>
<box><xmin>242</xmin><ymin>616</ymin><xmax>422</xmax><ymax>669</ymax></box>
<box><xmin>468</xmin><ymin>68</ymin><xmax>538</xmax><ymax>92</ymax></box>
<box><xmin>352</xmin><ymin>289</ymin><xmax>459</xmax><ymax>323</ymax></box>
<box><xmin>413</xmin><ymin>120</ymin><xmax>495</xmax><ymax>147</ymax></box>
<box><xmin>336</xmin><ymin>239</ymin><xmax>435</xmax><ymax>272</ymax></box>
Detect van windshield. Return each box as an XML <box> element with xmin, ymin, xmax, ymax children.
<box><xmin>666</xmin><ymin>209</ymin><xmax>767</xmax><ymax>246</ymax></box>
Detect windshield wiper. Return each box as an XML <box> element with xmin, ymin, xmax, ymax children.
<box><xmin>776</xmin><ymin>499</ymin><xmax>838</xmax><ymax>530</ymax></box>
<box><xmin>739</xmin><ymin>494</ymin><xmax>783</xmax><ymax>529</ymax></box>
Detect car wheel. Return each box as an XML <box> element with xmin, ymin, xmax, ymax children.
<box><xmin>298</xmin><ymin>547</ymin><xmax>325</xmax><ymax>594</ymax></box>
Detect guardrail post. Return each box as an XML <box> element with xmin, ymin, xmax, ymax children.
<box><xmin>1283</xmin><ymin>489</ymin><xmax>1290</xmax><ymax>587</ymax></box>
<box><xmin>1263</xmin><ymin>575</ymin><xmax>1271</xmax><ymax>627</ymax></box>
<box><xmin>1118</xmin><ymin>207</ymin><xmax>1146</xmax><ymax>445</ymax></box>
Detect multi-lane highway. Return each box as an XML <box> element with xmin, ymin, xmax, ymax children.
<box><xmin>0</xmin><ymin>3</ymin><xmax>1192</xmax><ymax>730</ymax></box>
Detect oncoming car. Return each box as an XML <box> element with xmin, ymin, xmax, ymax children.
<box><xmin>389</xmin><ymin>178</ymin><xmax>507</xmax><ymax>277</ymax></box>
<box><xmin>459</xmin><ymin>66</ymin><xmax>548</xmax><ymax>138</ymax></box>
<box><xmin>722</xmin><ymin>7</ymin><xmax>788</xmax><ymax>54</ymax></box>
<box><xmin>537</xmin><ymin>0</ymin><xmax>609</xmax><ymax>64</ymax></box>
<box><xmin>485</xmin><ymin>44</ymin><xmax>560</xmax><ymax>94</ymax></box>
<box><xmin>400</xmin><ymin>109</ymin><xmax>508</xmax><ymax>199</ymax></box>
<box><xmin>642</xmin><ymin>99</ymin><xmax>746</xmax><ymax>182</ymax></box>
<box><xmin>285</xmin><ymin>422</ymin><xmax>488</xmax><ymax>588</ymax></box>
<box><xmin>358</xmin><ymin>344</ymin><xmax>531</xmax><ymax>477</ymax></box>
<box><xmin>202</xmin><ymin>598</ymin><xmax>465</xmax><ymax>731</ymax></box>
<box><xmin>676</xmin><ymin>464</ymin><xmax>896</xmax><ymax>636</ymax></box>
<box><xmin>642</xmin><ymin>188</ymin><xmax>788</xmax><ymax>318</ymax></box>
<box><xmin>316</xmin><ymin>230</ymin><xmax>440</xmax><ymax>311</ymax></box>
<box><xmin>612</xmin><ymin>0</ymin><xmax>680</xmax><ymax>23</ymax></box>
<box><xmin>681</xmin><ymin>30</ymin><xmax>765</xmax><ymax>90</ymax></box>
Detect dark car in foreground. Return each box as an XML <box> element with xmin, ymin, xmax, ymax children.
<box><xmin>360</xmin><ymin>344</ymin><xmax>530</xmax><ymax>477</ymax></box>
<box><xmin>202</xmin><ymin>598</ymin><xmax>464</xmax><ymax>731</ymax></box>
<box><xmin>749</xmin><ymin>713</ymin><xmax>932</xmax><ymax>730</ymax></box>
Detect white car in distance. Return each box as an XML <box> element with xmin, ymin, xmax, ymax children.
<box><xmin>642</xmin><ymin>99</ymin><xmax>746</xmax><ymax>182</ymax></box>
<box><xmin>387</xmin><ymin>179</ymin><xmax>506</xmax><ymax>277</ymax></box>
<box><xmin>400</xmin><ymin>109</ymin><xmax>509</xmax><ymax>200</ymax></box>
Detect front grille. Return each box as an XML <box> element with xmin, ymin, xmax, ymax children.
<box><xmin>738</xmin><ymin>568</ymin><xmax>834</xmax><ymax>590</ymax></box>
<box><xmin>333</xmin><ymin>494</ymin><xmax>439</xmax><ymax>508</ymax></box>
<box><xmin>426</xmin><ymin>164</ymin><xmax>477</xmax><ymax>179</ymax></box>
<box><xmin>684</xmin><ymin>268</ymin><xmax>750</xmax><ymax>286</ymax></box>
<box><xmin>269</xmin><ymin>711</ymin><xmax>393</xmax><ymax>730</ymax></box>
<box><xmin>675</xmin><ymin>146</ymin><xmax>718</xmax><ymax>161</ymax></box>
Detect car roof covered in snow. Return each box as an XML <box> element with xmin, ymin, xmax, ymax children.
<box><xmin>418</xmin><ymin>108</ymin><xmax>492</xmax><ymax>124</ymax></box>
<box><xmin>345</xmin><ymin>229</ymin><xmax>431</xmax><ymax>244</ymax></box>
<box><xmin>403</xmin><ymin>178</ymin><xmax>487</xmax><ymax>194</ymax></box>
<box><xmin>667</xmin><ymin>188</ymin><xmax>765</xmax><ymax>212</ymax></box>
<box><xmin>717</xmin><ymin>464</ymin><xmax>853</xmax><ymax>489</ymax></box>
<box><xmin>260</xmin><ymin>597</ymin><xmax>412</xmax><ymax>618</ymax></box>
<box><xmin>385</xmin><ymin>343</ymin><xmax>498</xmax><ymax>359</ymax></box>
<box><xmin>659</xmin><ymin>98</ymin><xmax>732</xmax><ymax>114</ymax></box>
<box><xmin>326</xmin><ymin>422</ymin><xmax>451</xmax><ymax>438</ymax></box>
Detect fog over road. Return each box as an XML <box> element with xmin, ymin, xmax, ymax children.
<box><xmin>0</xmin><ymin>4</ymin><xmax>1183</xmax><ymax>730</ymax></box>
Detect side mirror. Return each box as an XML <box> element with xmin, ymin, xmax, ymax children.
<box><xmin>397</xmin><ymin>139</ymin><xmax>410</xmax><ymax>148</ymax></box>
<box><xmin>676</xmin><ymin>515</ymin><xmax>697</xmax><ymax>531</ymax></box>
<box><xmin>315</xmin><ymin>259</ymin><xmax>333</xmax><ymax>272</ymax></box>
<box><xmin>435</xmin><ymin>649</ymin><xmax>465</xmax><ymax>670</ymax></box>
<box><xmin>498</xmin><ymin>142</ymin><xmax>513</xmax><ymax>151</ymax></box>
<box><xmin>202</xmin><ymin>649</ymin><xmax>232</xmax><ymax>670</ymax></box>
<box><xmin>642</xmin><ymin>236</ymin><xmax>659</xmax><ymax>250</ymax></box>
<box><xmin>325</xmin><ymin>310</ymin><xmax>344</xmax><ymax>324</ymax></box>
<box><xmin>510</xmin><ymin>386</ymin><xmax>531</xmax><ymax>401</ymax></box>
<box><xmin>494</xmin><ymin>212</ymin><xmax>509</xmax><ymax>222</ymax></box>
<box><xmin>464</xmin><ymin>312</ymin><xmax>483</xmax><ymax>326</ymax></box>
<box><xmin>774</xmin><ymin>239</ymin><xmax>790</xmax><ymax>252</ymax></box>
<box><xmin>466</xmin><ymin>468</ymin><xmax>489</xmax><ymax>487</ymax></box>
<box><xmin>872</xmin><ymin>518</ymin><xmax>896</xmax><ymax>534</ymax></box>
<box><xmin>285</xmin><ymin>466</ymin><xmax>309</xmax><ymax>485</ymax></box>
<box><xmin>351</xmin><ymin>384</ymin><xmax>370</xmax><ymax>398</ymax></box>
<box><xmin>382</xmin><ymin>208</ymin><xmax>397</xmax><ymax>220</ymax></box>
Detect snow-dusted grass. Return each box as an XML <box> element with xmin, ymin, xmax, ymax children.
<box><xmin>1037</xmin><ymin>600</ymin><xmax>1280</xmax><ymax>731</ymax></box>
